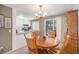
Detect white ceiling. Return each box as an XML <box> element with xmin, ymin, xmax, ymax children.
<box><xmin>5</xmin><ymin>4</ymin><xmax>75</xmax><ymax>19</ymax></box>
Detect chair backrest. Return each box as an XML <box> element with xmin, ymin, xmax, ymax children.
<box><xmin>31</xmin><ymin>31</ymin><xmax>39</xmax><ymax>39</ymax></box>
<box><xmin>26</xmin><ymin>38</ymin><xmax>37</xmax><ymax>50</ymax></box>
<box><xmin>47</xmin><ymin>30</ymin><xmax>56</xmax><ymax>38</ymax></box>
<box><xmin>59</xmin><ymin>34</ymin><xmax>72</xmax><ymax>53</ymax></box>
<box><xmin>24</xmin><ymin>33</ymin><xmax>37</xmax><ymax>50</ymax></box>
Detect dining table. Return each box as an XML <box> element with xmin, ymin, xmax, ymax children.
<box><xmin>36</xmin><ymin>37</ymin><xmax>59</xmax><ymax>53</ymax></box>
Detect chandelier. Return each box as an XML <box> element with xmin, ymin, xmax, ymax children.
<box><xmin>35</xmin><ymin>5</ymin><xmax>47</xmax><ymax>19</ymax></box>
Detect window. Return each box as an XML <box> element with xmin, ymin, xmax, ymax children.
<box><xmin>46</xmin><ymin>20</ymin><xmax>56</xmax><ymax>34</ymax></box>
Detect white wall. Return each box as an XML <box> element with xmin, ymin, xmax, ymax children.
<box><xmin>55</xmin><ymin>16</ymin><xmax>62</xmax><ymax>43</ymax></box>
<box><xmin>55</xmin><ymin>15</ymin><xmax>67</xmax><ymax>48</ymax></box>
<box><xmin>61</xmin><ymin>15</ymin><xmax>67</xmax><ymax>41</ymax></box>
<box><xmin>12</xmin><ymin>8</ymin><xmax>17</xmax><ymax>50</ymax></box>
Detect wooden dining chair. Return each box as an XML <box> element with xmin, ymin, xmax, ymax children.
<box><xmin>47</xmin><ymin>34</ymin><xmax>72</xmax><ymax>54</ymax></box>
<box><xmin>24</xmin><ymin>34</ymin><xmax>38</xmax><ymax>54</ymax></box>
<box><xmin>24</xmin><ymin>31</ymin><xmax>39</xmax><ymax>54</ymax></box>
<box><xmin>31</xmin><ymin>31</ymin><xmax>39</xmax><ymax>39</ymax></box>
<box><xmin>26</xmin><ymin>38</ymin><xmax>38</xmax><ymax>54</ymax></box>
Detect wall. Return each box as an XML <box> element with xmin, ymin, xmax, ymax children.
<box><xmin>61</xmin><ymin>15</ymin><xmax>67</xmax><ymax>41</ymax></box>
<box><xmin>0</xmin><ymin>5</ymin><xmax>12</xmax><ymax>53</ymax></box>
<box><xmin>55</xmin><ymin>16</ymin><xmax>62</xmax><ymax>43</ymax></box>
<box><xmin>12</xmin><ymin>8</ymin><xmax>17</xmax><ymax>50</ymax></box>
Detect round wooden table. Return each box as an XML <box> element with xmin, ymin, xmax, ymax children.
<box><xmin>36</xmin><ymin>38</ymin><xmax>57</xmax><ymax>49</ymax></box>
<box><xmin>36</xmin><ymin>38</ymin><xmax>59</xmax><ymax>54</ymax></box>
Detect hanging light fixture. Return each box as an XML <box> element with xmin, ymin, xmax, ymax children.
<box><xmin>35</xmin><ymin>5</ymin><xmax>47</xmax><ymax>19</ymax></box>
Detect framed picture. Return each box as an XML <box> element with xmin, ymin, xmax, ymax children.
<box><xmin>5</xmin><ymin>17</ymin><xmax>12</xmax><ymax>28</ymax></box>
<box><xmin>0</xmin><ymin>15</ymin><xmax>4</xmax><ymax>28</ymax></box>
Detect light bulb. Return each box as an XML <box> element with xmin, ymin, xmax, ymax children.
<box><xmin>42</xmin><ymin>14</ymin><xmax>45</xmax><ymax>17</ymax></box>
<box><xmin>44</xmin><ymin>12</ymin><xmax>47</xmax><ymax>15</ymax></box>
<box><xmin>35</xmin><ymin>13</ymin><xmax>38</xmax><ymax>16</ymax></box>
<box><xmin>38</xmin><ymin>11</ymin><xmax>42</xmax><ymax>14</ymax></box>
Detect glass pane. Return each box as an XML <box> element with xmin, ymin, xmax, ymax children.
<box><xmin>46</xmin><ymin>20</ymin><xmax>56</xmax><ymax>34</ymax></box>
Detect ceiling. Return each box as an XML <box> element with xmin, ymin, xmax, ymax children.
<box><xmin>5</xmin><ymin>4</ymin><xmax>75</xmax><ymax>19</ymax></box>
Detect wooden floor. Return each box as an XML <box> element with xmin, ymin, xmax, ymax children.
<box><xmin>5</xmin><ymin>46</ymin><xmax>29</xmax><ymax>54</ymax></box>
